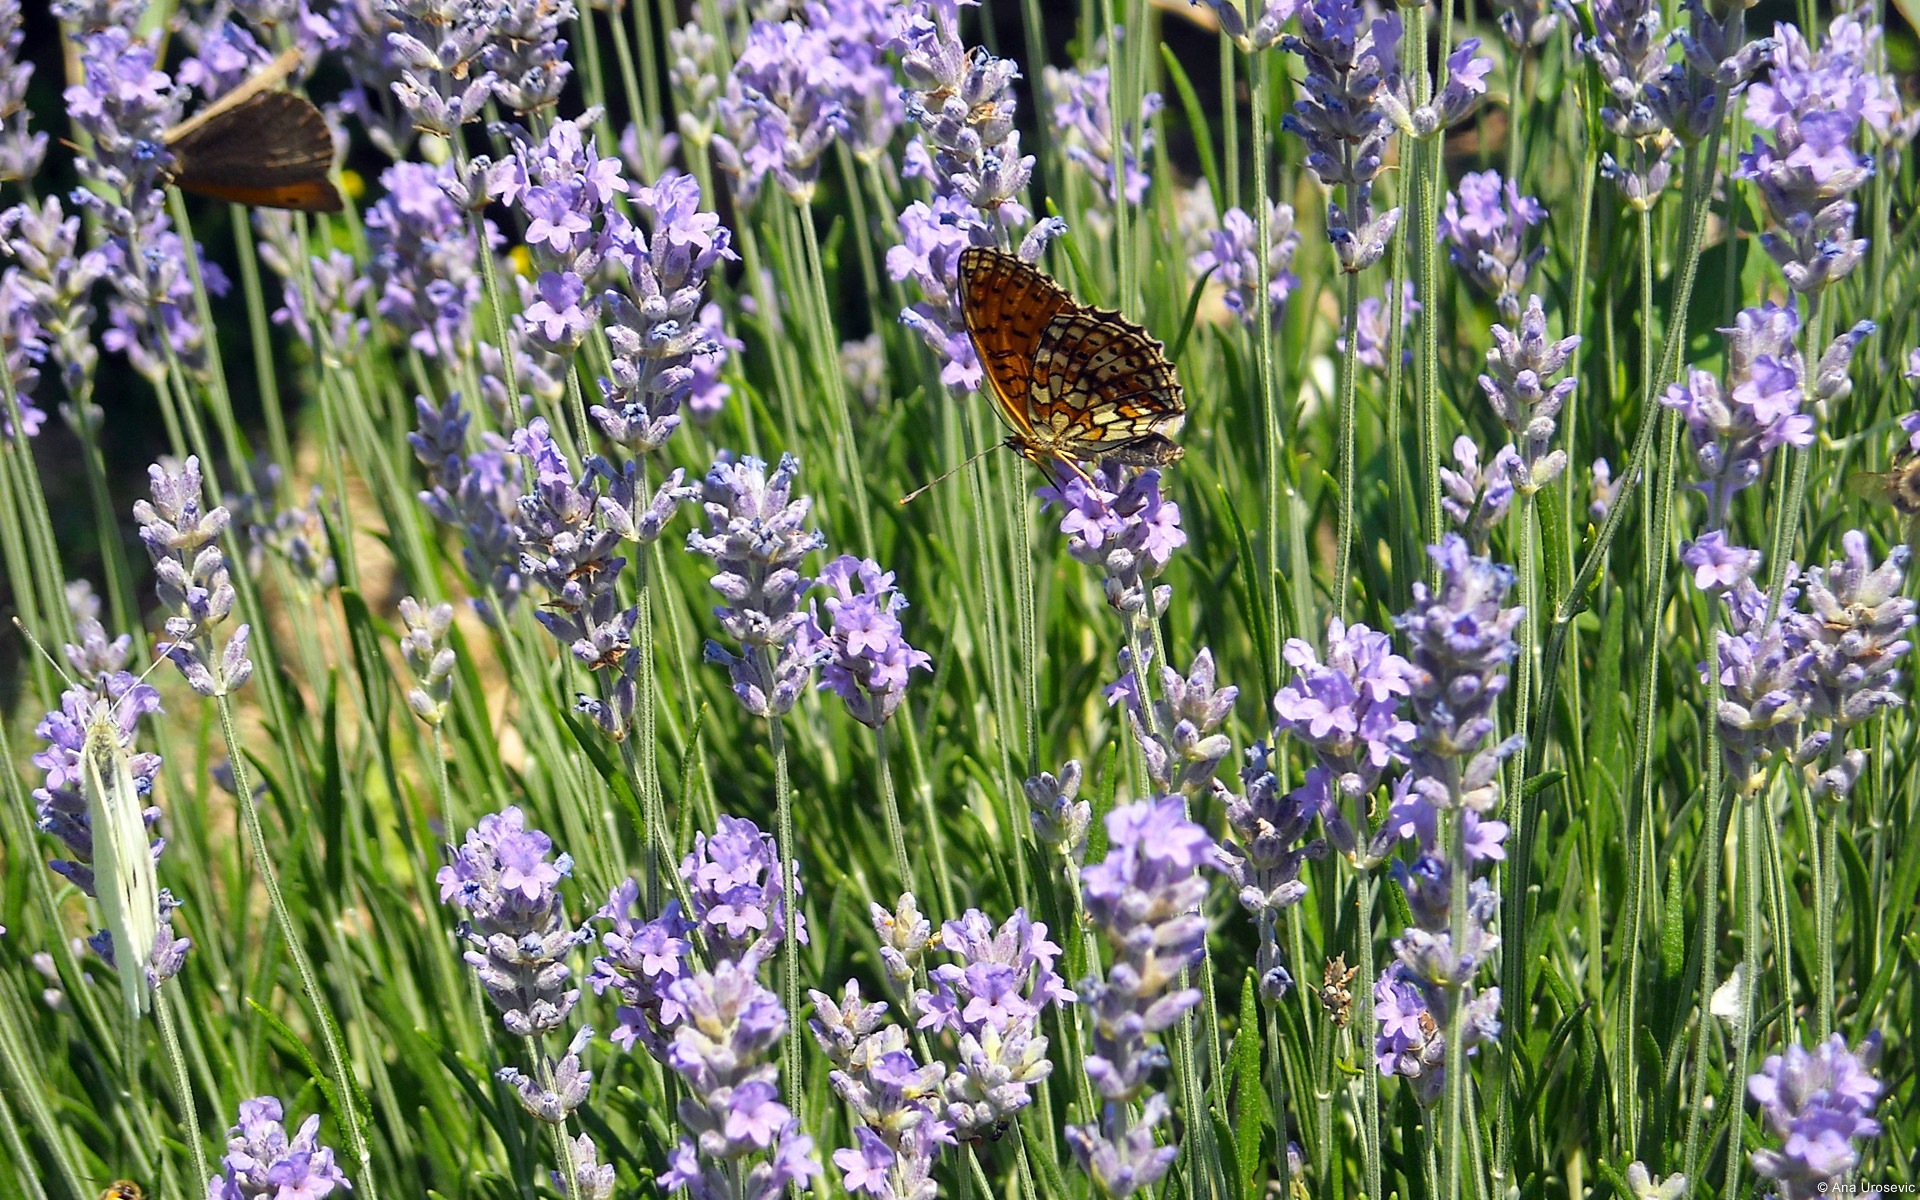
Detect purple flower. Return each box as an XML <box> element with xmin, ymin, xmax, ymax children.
<box><xmin>1396</xmin><ymin>536</ymin><xmax>1524</xmax><ymax>799</ymax></box>
<box><xmin>910</xmin><ymin>907</ymin><xmax>1068</xmax><ymax>1136</ymax></box>
<box><xmin>0</xmin><ymin>268</ymin><xmax>48</xmax><ymax>439</ymax></box>
<box><xmin>1372</xmin><ymin>956</ymin><xmax>1501</xmax><ymax>1107</ymax></box>
<box><xmin>889</xmin><ymin>0</ymin><xmax>1062</xmax><ymax>392</ymax></box>
<box><xmin>1661</xmin><ymin>304</ymin><xmax>1853</xmax><ymax>528</ymax></box>
<box><xmin>367</xmin><ymin>160</ymin><xmax>489</xmax><ymax>359</ymax></box>
<box><xmin>0</xmin><ymin>0</ymin><xmax>47</xmax><ymax>182</ymax></box>
<box><xmin>410</xmin><ymin>394</ymin><xmax>527</xmax><ymax>621</ymax></box>
<box><xmin>815</xmin><ymin>556</ymin><xmax>932</xmax><ymax>728</ymax></box>
<box><xmin>33</xmin><ymin>667</ymin><xmax>187</xmax><ymax>1011</ymax></box>
<box><xmin>1043</xmin><ymin>62</ymin><xmax>1162</xmax><ymax>205</ymax></box>
<box><xmin>595</xmin><ymin>173</ymin><xmax>736</xmax><ymax>453</ymax></box>
<box><xmin>687</xmin><ymin>452</ymin><xmax>828</xmax><ymax>718</ymax></box>
<box><xmin>1218</xmin><ymin>750</ymin><xmax>1329</xmax><ymax>998</ymax></box>
<box><xmin>1193</xmin><ymin>0</ymin><xmax>1298</xmax><ymax>52</ymax></box>
<box><xmin>227</xmin><ymin>463</ymin><xmax>337</xmax><ymax>591</ymax></box>
<box><xmin>1438</xmin><ymin>437</ymin><xmax>1520</xmax><ymax>554</ymax></box>
<box><xmin>1681</xmin><ymin>529</ymin><xmax>1762</xmax><ymax>593</ymax></box>
<box><xmin>1280</xmin><ymin>0</ymin><xmax>1403</xmax><ymax>271</ymax></box>
<box><xmin>437</xmin><ymin>806</ymin><xmax>590</xmax><ymax>1036</ymax></box>
<box><xmin>1479</xmin><ymin>295</ymin><xmax>1578</xmax><ymax>492</ymax></box>
<box><xmin>483</xmin><ymin>0</ymin><xmax>572</xmax><ymax>113</ymax></box>
<box><xmin>1579</xmin><ymin>0</ymin><xmax>1677</xmax><ymax>206</ymax></box>
<box><xmin>807</xmin><ymin>0</ymin><xmax>905</xmax><ymax>161</ymax></box>
<box><xmin>1189</xmin><ymin>202</ymin><xmax>1300</xmax><ymax>329</ymax></box>
<box><xmin>1273</xmin><ymin>618</ymin><xmax>1415</xmax><ymax>806</ymax></box>
<box><xmin>1337</xmin><ymin>283</ymin><xmax>1420</xmax><ymax>371</ymax></box>
<box><xmin>683</xmin><ymin>813</ymin><xmax>808</xmax><ymax>965</ymax></box>
<box><xmin>1038</xmin><ymin>464</ymin><xmax>1186</xmax><ymax>616</ymax></box>
<box><xmin>810</xmin><ymin>980</ymin><xmax>952</xmax><ymax>1197</ymax></box>
<box><xmin>657</xmin><ymin>955</ymin><xmax>822</xmax><ymax>1197</ymax></box>
<box><xmin>1441</xmin><ymin>171</ymin><xmax>1547</xmax><ymax>321</ymax></box>
<box><xmin>510</xmin><ymin>417</ymin><xmax>691</xmax><ymax>735</ymax></box>
<box><xmin>1748</xmin><ymin>1032</ymin><xmax>1885</xmax><ymax>1200</ymax></box>
<box><xmin>689</xmin><ymin>303</ymin><xmax>743</xmax><ymax>423</ymax></box>
<box><xmin>134</xmin><ymin>457</ymin><xmax>253</xmax><ymax>698</ymax></box>
<box><xmin>714</xmin><ymin>18</ymin><xmax>849</xmax><ymax>205</ymax></box>
<box><xmin>0</xmin><ymin>196</ymin><xmax>106</xmax><ymax>413</ymax></box>
<box><xmin>1710</xmin><ymin>576</ymin><xmax>1813</xmax><ymax>794</ymax></box>
<box><xmin>591</xmin><ymin>878</ymin><xmax>694</xmax><ymax>1059</ymax></box>
<box><xmin>1737</xmin><ymin>12</ymin><xmax>1896</xmax><ymax>293</ymax></box>
<box><xmin>1789</xmin><ymin>532</ymin><xmax>1914</xmax><ymax>796</ymax></box>
<box><xmin>1067</xmin><ymin>797</ymin><xmax>1218</xmax><ymax>1196</ymax></box>
<box><xmin>205</xmin><ymin>1096</ymin><xmax>352</xmax><ymax>1200</ymax></box>
<box><xmin>1489</xmin><ymin>0</ymin><xmax>1561</xmax><ymax>48</ymax></box>
<box><xmin>383</xmin><ymin>0</ymin><xmax>498</xmax><ymax>135</ymax></box>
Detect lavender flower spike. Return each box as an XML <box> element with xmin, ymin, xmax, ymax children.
<box><xmin>1441</xmin><ymin>171</ymin><xmax>1547</xmax><ymax>321</ymax></box>
<box><xmin>1218</xmin><ymin>750</ymin><xmax>1328</xmax><ymax>999</ymax></box>
<box><xmin>913</xmin><ymin>907</ymin><xmax>1070</xmax><ymax>1138</ymax></box>
<box><xmin>817</xmin><ymin>555</ymin><xmax>933</xmax><ymax>728</ymax></box>
<box><xmin>398</xmin><ymin>597</ymin><xmax>456</xmax><ymax>727</ymax></box>
<box><xmin>1789</xmin><ymin>532</ymin><xmax>1914</xmax><ymax>797</ymax></box>
<box><xmin>810</xmin><ymin>980</ymin><xmax>952</xmax><ymax>1200</ymax></box>
<box><xmin>437</xmin><ymin>806</ymin><xmax>591</xmax><ymax>1036</ymax></box>
<box><xmin>134</xmin><ymin>457</ymin><xmax>254</xmax><ymax>698</ymax></box>
<box><xmin>206</xmin><ymin>1095</ymin><xmax>352</xmax><ymax>1199</ymax></box>
<box><xmin>658</xmin><ymin>953</ymin><xmax>822</xmax><ymax>1199</ymax></box>
<box><xmin>1396</xmin><ymin>535</ymin><xmax>1525</xmax><ymax>814</ymax></box>
<box><xmin>1748</xmin><ymin>1032</ymin><xmax>1885</xmax><ymax>1200</ymax></box>
<box><xmin>1067</xmin><ymin>798</ymin><xmax>1219</xmax><ymax>1197</ymax></box>
<box><xmin>687</xmin><ymin>453</ymin><xmax>828</xmax><ymax>718</ymax></box>
<box><xmin>1272</xmin><ymin>617</ymin><xmax>1415</xmax><ymax>810</ymax></box>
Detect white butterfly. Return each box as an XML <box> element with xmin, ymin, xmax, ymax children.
<box><xmin>21</xmin><ymin>620</ymin><xmax>163</xmax><ymax>1022</ymax></box>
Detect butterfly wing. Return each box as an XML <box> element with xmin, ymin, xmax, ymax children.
<box><xmin>82</xmin><ymin>711</ymin><xmax>159</xmax><ymax>1020</ymax></box>
<box><xmin>958</xmin><ymin>247</ymin><xmax>1075</xmax><ymax>443</ymax></box>
<box><xmin>166</xmin><ymin>92</ymin><xmax>343</xmax><ymax>212</ymax></box>
<box><xmin>1029</xmin><ymin>304</ymin><xmax>1186</xmax><ymax>465</ymax></box>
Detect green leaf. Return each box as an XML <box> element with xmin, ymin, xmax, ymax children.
<box><xmin>1169</xmin><ymin>264</ymin><xmax>1217</xmax><ymax>366</ymax></box>
<box><xmin>1228</xmin><ymin>972</ymin><xmax>1269</xmax><ymax>1200</ymax></box>
<box><xmin>1158</xmin><ymin>44</ymin><xmax>1221</xmax><ymax>210</ymax></box>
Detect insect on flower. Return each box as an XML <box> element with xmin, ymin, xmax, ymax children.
<box><xmin>16</xmin><ymin>619</ymin><xmax>166</xmax><ymax>1024</ymax></box>
<box><xmin>161</xmin><ymin>47</ymin><xmax>344</xmax><ymax>212</ymax></box>
<box><xmin>901</xmin><ymin>247</ymin><xmax>1186</xmax><ymax>503</ymax></box>
<box><xmin>1846</xmin><ymin>453</ymin><xmax>1920</xmax><ymax>553</ymax></box>
<box><xmin>99</xmin><ymin>1183</ymin><xmax>144</xmax><ymax>1200</ymax></box>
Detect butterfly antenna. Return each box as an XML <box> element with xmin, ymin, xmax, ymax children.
<box><xmin>13</xmin><ymin>617</ymin><xmax>80</xmax><ymax>691</ymax></box>
<box><xmin>899</xmin><ymin>442</ymin><xmax>1004</xmax><ymax>505</ymax></box>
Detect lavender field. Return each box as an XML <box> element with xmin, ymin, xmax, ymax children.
<box><xmin>0</xmin><ymin>0</ymin><xmax>1914</xmax><ymax>1196</ymax></box>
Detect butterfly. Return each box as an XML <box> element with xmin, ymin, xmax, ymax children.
<box><xmin>956</xmin><ymin>246</ymin><xmax>1185</xmax><ymax>484</ymax></box>
<box><xmin>162</xmin><ymin>47</ymin><xmax>344</xmax><ymax>212</ymax></box>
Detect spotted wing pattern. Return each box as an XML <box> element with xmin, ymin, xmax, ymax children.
<box><xmin>1028</xmin><ymin>305</ymin><xmax>1185</xmax><ymax>465</ymax></box>
<box><xmin>957</xmin><ymin>247</ymin><xmax>1184</xmax><ymax>476</ymax></box>
<box><xmin>958</xmin><ymin>246</ymin><xmax>1074</xmax><ymax>442</ymax></box>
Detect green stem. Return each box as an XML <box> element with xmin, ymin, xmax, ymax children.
<box><xmin>767</xmin><ymin>709</ymin><xmax>804</xmax><ymax>1123</ymax></box>
<box><xmin>1334</xmin><ymin>268</ymin><xmax>1363</xmax><ymax>616</ymax></box>
<box><xmin>874</xmin><ymin>722</ymin><xmax>915</xmax><ymax>898</ymax></box>
<box><xmin>154</xmin><ymin>987</ymin><xmax>210</xmax><ymax>1189</ymax></box>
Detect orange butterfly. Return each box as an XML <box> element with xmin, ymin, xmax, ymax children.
<box><xmin>957</xmin><ymin>247</ymin><xmax>1185</xmax><ymax>484</ymax></box>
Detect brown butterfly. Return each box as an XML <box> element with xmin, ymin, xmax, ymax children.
<box><xmin>957</xmin><ymin>246</ymin><xmax>1185</xmax><ymax>484</ymax></box>
<box><xmin>162</xmin><ymin>47</ymin><xmax>343</xmax><ymax>212</ymax></box>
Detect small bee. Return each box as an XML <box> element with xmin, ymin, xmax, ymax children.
<box><xmin>100</xmin><ymin>1184</ymin><xmax>144</xmax><ymax>1200</ymax></box>
<box><xmin>1847</xmin><ymin>451</ymin><xmax>1920</xmax><ymax>551</ymax></box>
